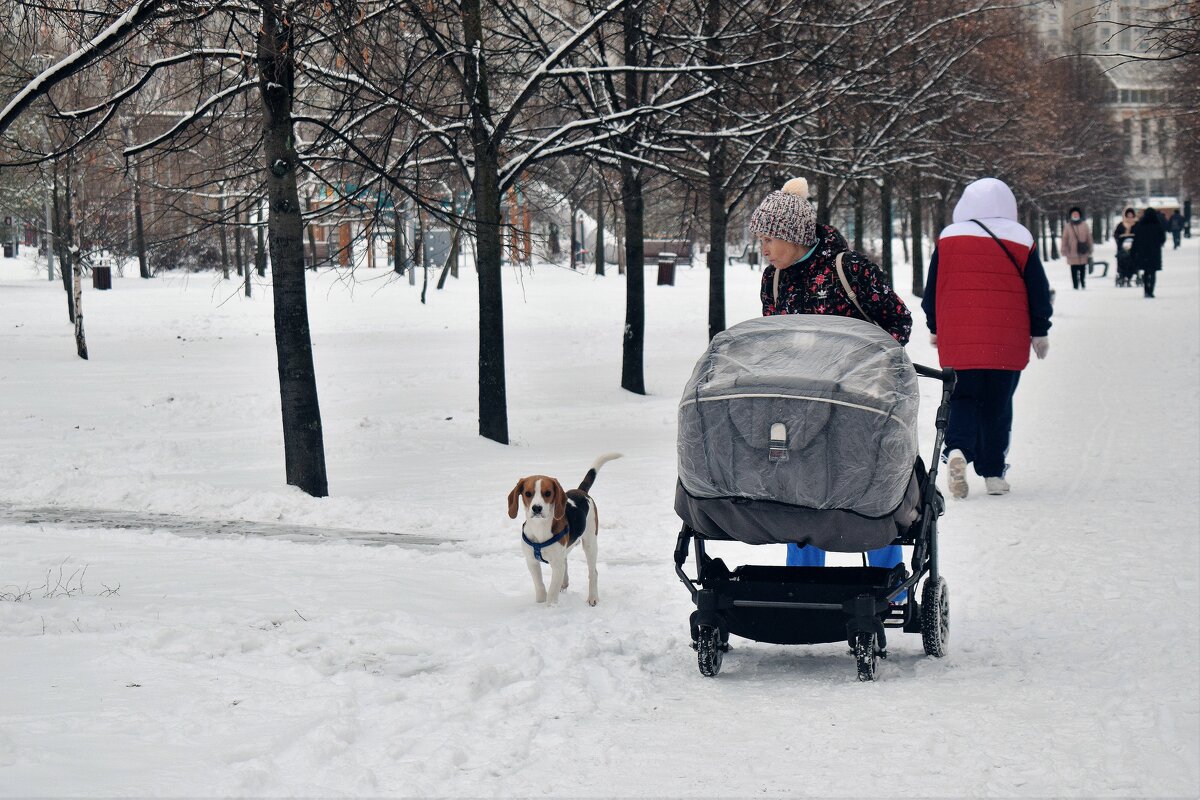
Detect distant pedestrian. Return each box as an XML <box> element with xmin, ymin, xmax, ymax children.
<box><xmin>1131</xmin><ymin>208</ymin><xmax>1166</xmax><ymax>299</ymax></box>
<box><xmin>1167</xmin><ymin>210</ymin><xmax>1184</xmax><ymax>249</ymax></box>
<box><xmin>1114</xmin><ymin>207</ymin><xmax>1138</xmax><ymax>287</ymax></box>
<box><xmin>1061</xmin><ymin>206</ymin><xmax>1093</xmax><ymax>289</ymax></box>
<box><xmin>921</xmin><ymin>177</ymin><xmax>1053</xmax><ymax>499</ymax></box>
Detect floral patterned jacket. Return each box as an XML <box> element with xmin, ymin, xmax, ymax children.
<box><xmin>760</xmin><ymin>224</ymin><xmax>912</xmax><ymax>345</ymax></box>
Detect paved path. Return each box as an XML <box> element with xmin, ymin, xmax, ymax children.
<box><xmin>0</xmin><ymin>503</ymin><xmax>455</xmax><ymax>548</ymax></box>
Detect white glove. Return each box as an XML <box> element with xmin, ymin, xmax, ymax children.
<box><xmin>930</xmin><ymin>333</ymin><xmax>938</xmax><ymax>349</ymax></box>
<box><xmin>1031</xmin><ymin>336</ymin><xmax>1049</xmax><ymax>360</ymax></box>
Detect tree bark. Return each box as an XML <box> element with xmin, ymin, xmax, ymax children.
<box><xmin>463</xmin><ymin>0</ymin><xmax>509</xmax><ymax>444</ymax></box>
<box><xmin>880</xmin><ymin>175</ymin><xmax>894</xmax><ymax>286</ymax></box>
<box><xmin>707</xmin><ymin>143</ymin><xmax>727</xmax><ymax>341</ymax></box>
<box><xmin>620</xmin><ymin>163</ymin><xmax>646</xmax><ymax>395</ymax></box>
<box><xmin>910</xmin><ymin>170</ymin><xmax>924</xmax><ymax>297</ymax></box>
<box><xmin>255</xmin><ymin>202</ymin><xmax>267</xmax><ymax>277</ymax></box>
<box><xmin>132</xmin><ymin>165</ymin><xmax>150</xmax><ymax>279</ymax></box>
<box><xmin>52</xmin><ymin>167</ymin><xmax>75</xmax><ymax>323</ymax></box>
<box><xmin>306</xmin><ymin>189</ymin><xmax>318</xmax><ymax>269</ymax></box>
<box><xmin>219</xmin><ymin>190</ymin><xmax>229</xmax><ymax>280</ymax></box>
<box><xmin>235</xmin><ymin>208</ymin><xmax>244</xmax><ymax>278</ymax></box>
<box><xmin>595</xmin><ymin>178</ymin><xmax>606</xmax><ymax>276</ymax></box>
<box><xmin>853</xmin><ymin>181</ymin><xmax>864</xmax><ymax>253</ymax></box>
<box><xmin>816</xmin><ymin>174</ymin><xmax>830</xmax><ymax>226</ymax></box>
<box><xmin>258</xmin><ymin>0</ymin><xmax>328</xmax><ymax>497</ymax></box>
<box><xmin>64</xmin><ymin>169</ymin><xmax>87</xmax><ymax>359</ymax></box>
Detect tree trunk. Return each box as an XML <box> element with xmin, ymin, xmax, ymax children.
<box><xmin>393</xmin><ymin>203</ymin><xmax>406</xmax><ymax>274</ymax></box>
<box><xmin>235</xmin><ymin>208</ymin><xmax>244</xmax><ymax>278</ymax></box>
<box><xmin>246</xmin><ymin>208</ymin><xmax>255</xmax><ymax>297</ymax></box>
<box><xmin>880</xmin><ymin>175</ymin><xmax>894</xmax><ymax>286</ymax></box>
<box><xmin>1049</xmin><ymin>213</ymin><xmax>1060</xmax><ymax>260</ymax></box>
<box><xmin>64</xmin><ymin>169</ymin><xmax>87</xmax><ymax>359</ymax></box>
<box><xmin>569</xmin><ymin>199</ymin><xmax>579</xmax><ymax>270</ymax></box>
<box><xmin>463</xmin><ymin>0</ymin><xmax>509</xmax><ymax>444</ymax></box>
<box><xmin>132</xmin><ymin>167</ymin><xmax>150</xmax><ymax>279</ymax></box>
<box><xmin>910</xmin><ymin>170</ymin><xmax>924</xmax><ymax>297</ymax></box>
<box><xmin>258</xmin><ymin>0</ymin><xmax>328</xmax><ymax>497</ymax></box>
<box><xmin>52</xmin><ymin>168</ymin><xmax>75</xmax><ymax>323</ymax></box>
<box><xmin>306</xmin><ymin>189</ymin><xmax>318</xmax><ymax>269</ymax></box>
<box><xmin>219</xmin><ymin>191</ymin><xmax>230</xmax><ymax>280</ymax></box>
<box><xmin>816</xmin><ymin>174</ymin><xmax>830</xmax><ymax>226</ymax></box>
<box><xmin>436</xmin><ymin>227</ymin><xmax>462</xmax><ymax>290</ymax></box>
<box><xmin>620</xmin><ymin>163</ymin><xmax>646</xmax><ymax>395</ymax></box>
<box><xmin>933</xmin><ymin>181</ymin><xmax>948</xmax><ymax>236</ymax></box>
<box><xmin>595</xmin><ymin>180</ymin><xmax>606</xmax><ymax>276</ymax></box>
<box><xmin>255</xmin><ymin>202</ymin><xmax>267</xmax><ymax>277</ymax></box>
<box><xmin>707</xmin><ymin>142</ymin><xmax>727</xmax><ymax>341</ymax></box>
<box><xmin>853</xmin><ymin>181</ymin><xmax>865</xmax><ymax>253</ymax></box>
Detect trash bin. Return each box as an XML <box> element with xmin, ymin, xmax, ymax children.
<box><xmin>656</xmin><ymin>252</ymin><xmax>676</xmax><ymax>286</ymax></box>
<box><xmin>92</xmin><ymin>266</ymin><xmax>112</xmax><ymax>290</ymax></box>
<box><xmin>2</xmin><ymin>243</ymin><xmax>12</xmax><ymax>258</ymax></box>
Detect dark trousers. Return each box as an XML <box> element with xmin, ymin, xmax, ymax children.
<box><xmin>1144</xmin><ymin>269</ymin><xmax>1157</xmax><ymax>297</ymax></box>
<box><xmin>1172</xmin><ymin>231</ymin><xmax>1181</xmax><ymax>249</ymax></box>
<box><xmin>1070</xmin><ymin>264</ymin><xmax>1087</xmax><ymax>289</ymax></box>
<box><xmin>944</xmin><ymin>369</ymin><xmax>1021</xmax><ymax>478</ymax></box>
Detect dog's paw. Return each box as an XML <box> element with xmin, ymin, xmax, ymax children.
<box><xmin>535</xmin><ymin>594</ymin><xmax>547</xmax><ymax>604</ymax></box>
<box><xmin>588</xmin><ymin>597</ymin><xmax>598</xmax><ymax>607</ymax></box>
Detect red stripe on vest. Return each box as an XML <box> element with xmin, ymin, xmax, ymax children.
<box><xmin>936</xmin><ymin>235</ymin><xmax>1031</xmax><ymax>371</ymax></box>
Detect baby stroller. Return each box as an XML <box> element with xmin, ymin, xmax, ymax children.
<box><xmin>673</xmin><ymin>315</ymin><xmax>956</xmax><ymax>681</ymax></box>
<box><xmin>1115</xmin><ymin>248</ymin><xmax>1141</xmax><ymax>287</ymax></box>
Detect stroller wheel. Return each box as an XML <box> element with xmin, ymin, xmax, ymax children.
<box><xmin>921</xmin><ymin>577</ymin><xmax>950</xmax><ymax>657</ymax></box>
<box><xmin>694</xmin><ymin>625</ymin><xmax>727</xmax><ymax>677</ymax></box>
<box><xmin>853</xmin><ymin>632</ymin><xmax>879</xmax><ymax>681</ymax></box>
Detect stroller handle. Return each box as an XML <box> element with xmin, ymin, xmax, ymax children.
<box><xmin>914</xmin><ymin>363</ymin><xmax>956</xmax><ymax>387</ymax></box>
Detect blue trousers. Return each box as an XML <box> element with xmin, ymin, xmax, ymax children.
<box><xmin>943</xmin><ymin>368</ymin><xmax>1021</xmax><ymax>478</ymax></box>
<box><xmin>786</xmin><ymin>543</ymin><xmax>906</xmax><ymax>600</ymax></box>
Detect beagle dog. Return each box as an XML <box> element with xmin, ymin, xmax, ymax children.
<box><xmin>507</xmin><ymin>453</ymin><xmax>621</xmax><ymax>607</ymax></box>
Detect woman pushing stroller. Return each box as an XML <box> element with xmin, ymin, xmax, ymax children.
<box><xmin>747</xmin><ymin>178</ymin><xmax>912</xmax><ymax>572</ymax></box>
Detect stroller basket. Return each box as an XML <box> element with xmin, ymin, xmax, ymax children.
<box><xmin>693</xmin><ymin>562</ymin><xmax>906</xmax><ymax>646</ymax></box>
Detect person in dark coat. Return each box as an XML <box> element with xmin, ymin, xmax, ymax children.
<box><xmin>747</xmin><ymin>176</ymin><xmax>912</xmax><ymax>573</ymax></box>
<box><xmin>1131</xmin><ymin>207</ymin><xmax>1167</xmax><ymax>298</ymax></box>
<box><xmin>921</xmin><ymin>178</ymin><xmax>1053</xmax><ymax>499</ymax></box>
<box><xmin>1167</xmin><ymin>210</ymin><xmax>1184</xmax><ymax>249</ymax></box>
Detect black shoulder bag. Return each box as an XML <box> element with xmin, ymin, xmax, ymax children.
<box><xmin>970</xmin><ymin>218</ymin><xmax>1026</xmax><ymax>276</ymax></box>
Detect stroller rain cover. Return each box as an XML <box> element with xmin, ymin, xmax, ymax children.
<box><xmin>676</xmin><ymin>315</ymin><xmax>920</xmax><ymax>550</ymax></box>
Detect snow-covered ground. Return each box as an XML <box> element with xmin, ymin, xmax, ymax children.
<box><xmin>1</xmin><ymin>237</ymin><xmax>1197</xmax><ymax>797</ymax></box>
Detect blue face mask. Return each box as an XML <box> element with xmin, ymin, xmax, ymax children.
<box><xmin>797</xmin><ymin>242</ymin><xmax>818</xmax><ymax>262</ymax></box>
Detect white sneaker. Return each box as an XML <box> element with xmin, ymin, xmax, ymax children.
<box><xmin>985</xmin><ymin>476</ymin><xmax>1010</xmax><ymax>495</ymax></box>
<box><xmin>946</xmin><ymin>449</ymin><xmax>968</xmax><ymax>499</ymax></box>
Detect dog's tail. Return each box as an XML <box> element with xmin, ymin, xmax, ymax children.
<box><xmin>578</xmin><ymin>453</ymin><xmax>622</xmax><ymax>493</ymax></box>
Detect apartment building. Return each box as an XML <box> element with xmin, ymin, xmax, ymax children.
<box><xmin>1035</xmin><ymin>1</ymin><xmax>1183</xmax><ymax>204</ymax></box>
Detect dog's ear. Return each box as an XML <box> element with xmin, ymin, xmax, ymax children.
<box><xmin>507</xmin><ymin>479</ymin><xmax>525</xmax><ymax>519</ymax></box>
<box><xmin>551</xmin><ymin>479</ymin><xmax>567</xmax><ymax>521</ymax></box>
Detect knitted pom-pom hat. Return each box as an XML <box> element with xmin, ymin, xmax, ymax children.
<box><xmin>748</xmin><ymin>177</ymin><xmax>817</xmax><ymax>247</ymax></box>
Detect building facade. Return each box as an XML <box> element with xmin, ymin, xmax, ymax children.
<box><xmin>1035</xmin><ymin>0</ymin><xmax>1183</xmax><ymax>205</ymax></box>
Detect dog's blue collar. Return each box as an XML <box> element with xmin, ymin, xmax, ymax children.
<box><xmin>523</xmin><ymin>524</ymin><xmax>571</xmax><ymax>564</ymax></box>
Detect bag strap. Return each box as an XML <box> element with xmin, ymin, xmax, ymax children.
<box><xmin>772</xmin><ymin>266</ymin><xmax>781</xmax><ymax>306</ymax></box>
<box><xmin>971</xmin><ymin>218</ymin><xmax>1025</xmax><ymax>277</ymax></box>
<box><xmin>834</xmin><ymin>252</ymin><xmax>873</xmax><ymax>324</ymax></box>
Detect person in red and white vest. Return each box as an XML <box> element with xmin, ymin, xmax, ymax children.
<box><xmin>921</xmin><ymin>177</ymin><xmax>1053</xmax><ymax>499</ymax></box>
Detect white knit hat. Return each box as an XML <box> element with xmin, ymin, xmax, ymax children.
<box><xmin>747</xmin><ymin>178</ymin><xmax>816</xmax><ymax>246</ymax></box>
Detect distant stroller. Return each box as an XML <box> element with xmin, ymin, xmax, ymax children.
<box><xmin>1115</xmin><ymin>248</ymin><xmax>1141</xmax><ymax>288</ymax></box>
<box><xmin>674</xmin><ymin>315</ymin><xmax>955</xmax><ymax>681</ymax></box>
